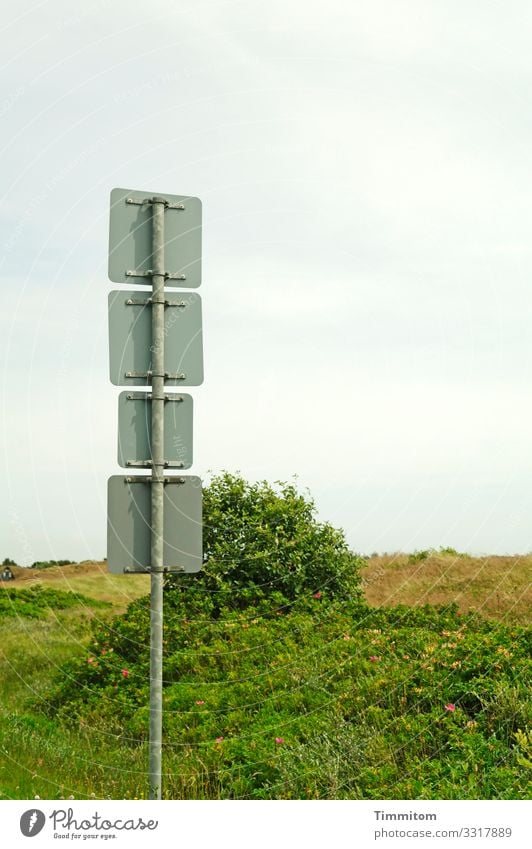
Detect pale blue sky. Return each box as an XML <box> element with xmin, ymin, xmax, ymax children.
<box><xmin>2</xmin><ymin>0</ymin><xmax>532</xmax><ymax>562</ymax></box>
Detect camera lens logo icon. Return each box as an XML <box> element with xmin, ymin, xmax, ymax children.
<box><xmin>20</xmin><ymin>810</ymin><xmax>46</xmax><ymax>837</ymax></box>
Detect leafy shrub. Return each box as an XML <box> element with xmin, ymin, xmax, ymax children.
<box><xmin>30</xmin><ymin>559</ymin><xmax>74</xmax><ymax>570</ymax></box>
<box><xmin>168</xmin><ymin>472</ymin><xmax>363</xmax><ymax>611</ymax></box>
<box><xmin>408</xmin><ymin>549</ymin><xmax>434</xmax><ymax>563</ymax></box>
<box><xmin>31</xmin><ymin>475</ymin><xmax>531</xmax><ymax>800</ymax></box>
<box><xmin>514</xmin><ymin>729</ymin><xmax>532</xmax><ymax>769</ymax></box>
<box><xmin>43</xmin><ymin>596</ymin><xmax>531</xmax><ymax>799</ymax></box>
<box><xmin>438</xmin><ymin>546</ymin><xmax>465</xmax><ymax>557</ymax></box>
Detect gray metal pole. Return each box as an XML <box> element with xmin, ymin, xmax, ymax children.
<box><xmin>149</xmin><ymin>197</ymin><xmax>166</xmax><ymax>800</ymax></box>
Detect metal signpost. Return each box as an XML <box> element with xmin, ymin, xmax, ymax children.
<box><xmin>107</xmin><ymin>188</ymin><xmax>203</xmax><ymax>799</ymax></box>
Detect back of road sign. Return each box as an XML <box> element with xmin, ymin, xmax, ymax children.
<box><xmin>108</xmin><ymin>188</ymin><xmax>202</xmax><ymax>287</ymax></box>
<box><xmin>107</xmin><ymin>475</ymin><xmax>203</xmax><ymax>573</ymax></box>
<box><xmin>108</xmin><ymin>290</ymin><xmax>204</xmax><ymax>386</ymax></box>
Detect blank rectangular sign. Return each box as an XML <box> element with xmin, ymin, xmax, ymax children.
<box><xmin>117</xmin><ymin>391</ymin><xmax>193</xmax><ymax>469</ymax></box>
<box><xmin>107</xmin><ymin>475</ymin><xmax>202</xmax><ymax>573</ymax></box>
<box><xmin>108</xmin><ymin>290</ymin><xmax>203</xmax><ymax>386</ymax></box>
<box><xmin>108</xmin><ymin>187</ymin><xmax>202</xmax><ymax>287</ymax></box>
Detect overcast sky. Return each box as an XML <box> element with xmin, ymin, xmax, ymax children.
<box><xmin>2</xmin><ymin>0</ymin><xmax>532</xmax><ymax>563</ymax></box>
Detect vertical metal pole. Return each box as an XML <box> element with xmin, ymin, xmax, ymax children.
<box><xmin>149</xmin><ymin>197</ymin><xmax>166</xmax><ymax>800</ymax></box>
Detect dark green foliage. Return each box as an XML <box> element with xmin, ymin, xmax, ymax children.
<box><xmin>168</xmin><ymin>472</ymin><xmax>363</xmax><ymax>611</ymax></box>
<box><xmin>30</xmin><ymin>559</ymin><xmax>74</xmax><ymax>570</ymax></box>
<box><xmin>408</xmin><ymin>547</ymin><xmax>465</xmax><ymax>564</ymax></box>
<box><xmin>43</xmin><ymin>594</ymin><xmax>531</xmax><ymax>799</ymax></box>
<box><xmin>0</xmin><ymin>585</ymin><xmax>111</xmax><ymax>619</ymax></box>
<box><xmin>408</xmin><ymin>549</ymin><xmax>434</xmax><ymax>563</ymax></box>
<box><xmin>2</xmin><ymin>557</ymin><xmax>16</xmax><ymax>566</ymax></box>
<box><xmin>17</xmin><ymin>476</ymin><xmax>531</xmax><ymax>800</ymax></box>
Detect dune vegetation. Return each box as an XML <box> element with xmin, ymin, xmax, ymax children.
<box><xmin>0</xmin><ymin>475</ymin><xmax>530</xmax><ymax>799</ymax></box>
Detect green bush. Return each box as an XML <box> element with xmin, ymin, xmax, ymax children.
<box><xmin>407</xmin><ymin>547</ymin><xmax>465</xmax><ymax>564</ymax></box>
<box><xmin>30</xmin><ymin>559</ymin><xmax>74</xmax><ymax>570</ymax></box>
<box><xmin>31</xmin><ymin>475</ymin><xmax>531</xmax><ymax>799</ymax></box>
<box><xmin>42</xmin><ymin>597</ymin><xmax>531</xmax><ymax>799</ymax></box>
<box><xmin>168</xmin><ymin>472</ymin><xmax>363</xmax><ymax>611</ymax></box>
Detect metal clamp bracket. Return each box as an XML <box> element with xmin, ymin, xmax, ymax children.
<box><xmin>124</xmin><ymin>476</ymin><xmax>186</xmax><ymax>484</ymax></box>
<box><xmin>123</xmin><ymin>566</ymin><xmax>185</xmax><ymax>574</ymax></box>
<box><xmin>125</xmin><ymin>297</ymin><xmax>187</xmax><ymax>307</ymax></box>
<box><xmin>125</xmin><ymin>197</ymin><xmax>185</xmax><ymax>210</ymax></box>
<box><xmin>125</xmin><ymin>393</ymin><xmax>184</xmax><ymax>402</ymax></box>
<box><xmin>124</xmin><ymin>371</ymin><xmax>186</xmax><ymax>381</ymax></box>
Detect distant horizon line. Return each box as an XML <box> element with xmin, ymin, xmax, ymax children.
<box><xmin>4</xmin><ymin>547</ymin><xmax>532</xmax><ymax>570</ymax></box>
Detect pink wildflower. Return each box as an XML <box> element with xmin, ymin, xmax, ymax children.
<box><xmin>445</xmin><ymin>703</ymin><xmax>456</xmax><ymax>712</ymax></box>
<box><xmin>275</xmin><ymin>737</ymin><xmax>284</xmax><ymax>744</ymax></box>
<box><xmin>87</xmin><ymin>657</ymin><xmax>95</xmax><ymax>663</ymax></box>
<box><xmin>195</xmin><ymin>700</ymin><xmax>205</xmax><ymax>705</ymax></box>
<box><xmin>121</xmin><ymin>668</ymin><xmax>130</xmax><ymax>678</ymax></box>
<box><xmin>313</xmin><ymin>591</ymin><xmax>322</xmax><ymax>599</ymax></box>
<box><xmin>369</xmin><ymin>656</ymin><xmax>379</xmax><ymax>662</ymax></box>
<box><xmin>215</xmin><ymin>736</ymin><xmax>224</xmax><ymax>743</ymax></box>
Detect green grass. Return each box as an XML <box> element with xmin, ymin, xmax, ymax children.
<box><xmin>0</xmin><ymin>583</ymin><xmax>135</xmax><ymax>799</ymax></box>
<box><xmin>0</xmin><ymin>565</ymin><xmax>530</xmax><ymax>800</ymax></box>
<box><xmin>0</xmin><ymin>585</ymin><xmax>111</xmax><ymax>620</ymax></box>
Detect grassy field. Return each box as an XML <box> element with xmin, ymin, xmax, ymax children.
<box><xmin>0</xmin><ymin>557</ymin><xmax>529</xmax><ymax>800</ymax></box>
<box><xmin>8</xmin><ymin>551</ymin><xmax>530</xmax><ymax>624</ymax></box>
<box><xmin>362</xmin><ymin>550</ymin><xmax>532</xmax><ymax>626</ymax></box>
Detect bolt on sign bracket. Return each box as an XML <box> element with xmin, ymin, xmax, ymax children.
<box><xmin>126</xmin><ymin>196</ymin><xmax>186</xmax><ymax>210</ymax></box>
<box><xmin>125</xmin><ymin>392</ymin><xmax>184</xmax><ymax>402</ymax></box>
<box><xmin>126</xmin><ymin>271</ymin><xmax>187</xmax><ymax>281</ymax></box>
<box><xmin>124</xmin><ymin>371</ymin><xmax>186</xmax><ymax>380</ymax></box>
